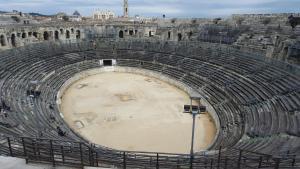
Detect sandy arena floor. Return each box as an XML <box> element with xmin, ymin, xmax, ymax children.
<box><xmin>60</xmin><ymin>72</ymin><xmax>216</xmax><ymax>154</ymax></box>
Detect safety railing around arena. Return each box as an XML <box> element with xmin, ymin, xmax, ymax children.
<box><xmin>0</xmin><ymin>137</ymin><xmax>298</xmax><ymax>169</ymax></box>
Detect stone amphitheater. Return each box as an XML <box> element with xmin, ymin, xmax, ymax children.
<box><xmin>0</xmin><ymin>13</ymin><xmax>300</xmax><ymax>169</ymax></box>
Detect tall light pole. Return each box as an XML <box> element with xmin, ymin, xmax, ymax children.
<box><xmin>183</xmin><ymin>97</ymin><xmax>206</xmax><ymax>169</ymax></box>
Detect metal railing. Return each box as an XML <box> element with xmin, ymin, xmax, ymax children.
<box><xmin>0</xmin><ymin>136</ymin><xmax>298</xmax><ymax>169</ymax></box>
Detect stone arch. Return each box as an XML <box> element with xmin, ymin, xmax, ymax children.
<box><xmin>0</xmin><ymin>34</ymin><xmax>6</xmax><ymax>46</ymax></box>
<box><xmin>283</xmin><ymin>46</ymin><xmax>289</xmax><ymax>55</ymax></box>
<box><xmin>11</xmin><ymin>34</ymin><xmax>16</xmax><ymax>47</ymax></box>
<box><xmin>119</xmin><ymin>30</ymin><xmax>124</xmax><ymax>38</ymax></box>
<box><xmin>66</xmin><ymin>30</ymin><xmax>70</xmax><ymax>39</ymax></box>
<box><xmin>71</xmin><ymin>28</ymin><xmax>74</xmax><ymax>33</ymax></box>
<box><xmin>149</xmin><ymin>31</ymin><xmax>152</xmax><ymax>37</ymax></box>
<box><xmin>60</xmin><ymin>29</ymin><xmax>64</xmax><ymax>34</ymax></box>
<box><xmin>188</xmin><ymin>31</ymin><xmax>193</xmax><ymax>39</ymax></box>
<box><xmin>55</xmin><ymin>31</ymin><xmax>59</xmax><ymax>40</ymax></box>
<box><xmin>178</xmin><ymin>33</ymin><xmax>182</xmax><ymax>41</ymax></box>
<box><xmin>22</xmin><ymin>32</ymin><xmax>27</xmax><ymax>39</ymax></box>
<box><xmin>76</xmin><ymin>30</ymin><xmax>81</xmax><ymax>39</ymax></box>
<box><xmin>33</xmin><ymin>32</ymin><xmax>38</xmax><ymax>38</ymax></box>
<box><xmin>129</xmin><ymin>30</ymin><xmax>134</xmax><ymax>36</ymax></box>
<box><xmin>43</xmin><ymin>31</ymin><xmax>49</xmax><ymax>40</ymax></box>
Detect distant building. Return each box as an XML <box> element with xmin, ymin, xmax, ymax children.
<box><xmin>93</xmin><ymin>10</ymin><xmax>116</xmax><ymax>20</ymax></box>
<box><xmin>69</xmin><ymin>10</ymin><xmax>82</xmax><ymax>22</ymax></box>
<box><xmin>0</xmin><ymin>10</ymin><xmax>38</xmax><ymax>25</ymax></box>
<box><xmin>56</xmin><ymin>12</ymin><xmax>67</xmax><ymax>20</ymax></box>
<box><xmin>0</xmin><ymin>10</ymin><xmax>23</xmax><ymax>17</ymax></box>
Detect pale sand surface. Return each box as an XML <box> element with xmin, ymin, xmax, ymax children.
<box><xmin>60</xmin><ymin>72</ymin><xmax>216</xmax><ymax>154</ymax></box>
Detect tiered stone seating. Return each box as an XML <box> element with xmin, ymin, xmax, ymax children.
<box><xmin>0</xmin><ymin>39</ymin><xmax>299</xmax><ymax>159</ymax></box>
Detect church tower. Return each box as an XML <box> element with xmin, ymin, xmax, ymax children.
<box><xmin>124</xmin><ymin>0</ymin><xmax>129</xmax><ymax>18</ymax></box>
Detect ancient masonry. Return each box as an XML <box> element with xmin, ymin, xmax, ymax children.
<box><xmin>124</xmin><ymin>0</ymin><xmax>129</xmax><ymax>18</ymax></box>
<box><xmin>0</xmin><ymin>9</ymin><xmax>300</xmax><ymax>168</ymax></box>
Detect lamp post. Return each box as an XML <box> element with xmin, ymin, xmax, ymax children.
<box><xmin>184</xmin><ymin>97</ymin><xmax>206</xmax><ymax>169</ymax></box>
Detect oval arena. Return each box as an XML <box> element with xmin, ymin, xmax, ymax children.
<box><xmin>59</xmin><ymin>69</ymin><xmax>217</xmax><ymax>153</ymax></box>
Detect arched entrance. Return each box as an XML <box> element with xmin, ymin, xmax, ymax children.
<box><xmin>178</xmin><ymin>33</ymin><xmax>182</xmax><ymax>41</ymax></box>
<box><xmin>76</xmin><ymin>30</ymin><xmax>80</xmax><ymax>39</ymax></box>
<box><xmin>0</xmin><ymin>35</ymin><xmax>6</xmax><ymax>46</ymax></box>
<box><xmin>33</xmin><ymin>32</ymin><xmax>38</xmax><ymax>38</ymax></box>
<box><xmin>43</xmin><ymin>31</ymin><xmax>49</xmax><ymax>40</ymax></box>
<box><xmin>11</xmin><ymin>34</ymin><xmax>16</xmax><ymax>47</ymax></box>
<box><xmin>55</xmin><ymin>31</ymin><xmax>59</xmax><ymax>40</ymax></box>
<box><xmin>119</xmin><ymin>30</ymin><xmax>124</xmax><ymax>38</ymax></box>
<box><xmin>129</xmin><ymin>30</ymin><xmax>133</xmax><ymax>36</ymax></box>
<box><xmin>66</xmin><ymin>30</ymin><xmax>70</xmax><ymax>39</ymax></box>
<box><xmin>188</xmin><ymin>31</ymin><xmax>193</xmax><ymax>39</ymax></box>
<box><xmin>22</xmin><ymin>32</ymin><xmax>27</xmax><ymax>39</ymax></box>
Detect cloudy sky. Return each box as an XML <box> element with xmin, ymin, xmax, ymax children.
<box><xmin>0</xmin><ymin>0</ymin><xmax>299</xmax><ymax>18</ymax></box>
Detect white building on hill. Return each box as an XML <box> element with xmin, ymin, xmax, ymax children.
<box><xmin>69</xmin><ymin>10</ymin><xmax>82</xmax><ymax>22</ymax></box>
<box><xmin>93</xmin><ymin>10</ymin><xmax>116</xmax><ymax>20</ymax></box>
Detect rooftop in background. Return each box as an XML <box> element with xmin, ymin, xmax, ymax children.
<box><xmin>73</xmin><ymin>10</ymin><xmax>81</xmax><ymax>16</ymax></box>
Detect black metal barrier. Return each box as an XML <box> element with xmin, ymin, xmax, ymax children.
<box><xmin>0</xmin><ymin>137</ymin><xmax>298</xmax><ymax>169</ymax></box>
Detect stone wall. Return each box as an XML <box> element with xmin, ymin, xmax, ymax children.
<box><xmin>0</xmin><ymin>25</ymin><xmax>86</xmax><ymax>49</ymax></box>
<box><xmin>0</xmin><ymin>15</ymin><xmax>299</xmax><ymax>65</ymax></box>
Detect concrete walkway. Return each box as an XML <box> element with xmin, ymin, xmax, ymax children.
<box><xmin>0</xmin><ymin>156</ymin><xmax>114</xmax><ymax>169</ymax></box>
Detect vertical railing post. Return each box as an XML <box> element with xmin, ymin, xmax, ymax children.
<box><xmin>237</xmin><ymin>150</ymin><xmax>242</xmax><ymax>169</ymax></box>
<box><xmin>150</xmin><ymin>156</ymin><xmax>153</xmax><ymax>166</ymax></box>
<box><xmin>22</xmin><ymin>137</ymin><xmax>28</xmax><ymax>164</ymax></box>
<box><xmin>61</xmin><ymin>145</ymin><xmax>65</xmax><ymax>163</ymax></box>
<box><xmin>156</xmin><ymin>153</ymin><xmax>159</xmax><ymax>169</ymax></box>
<box><xmin>292</xmin><ymin>155</ymin><xmax>296</xmax><ymax>167</ymax></box>
<box><xmin>258</xmin><ymin>156</ymin><xmax>263</xmax><ymax>168</ymax></box>
<box><xmin>96</xmin><ymin>152</ymin><xmax>99</xmax><ymax>167</ymax></box>
<box><xmin>49</xmin><ymin>140</ymin><xmax>55</xmax><ymax>167</ymax></box>
<box><xmin>89</xmin><ymin>145</ymin><xmax>92</xmax><ymax>166</ymax></box>
<box><xmin>176</xmin><ymin>157</ymin><xmax>180</xmax><ymax>169</ymax></box>
<box><xmin>224</xmin><ymin>158</ymin><xmax>228</xmax><ymax>169</ymax></box>
<box><xmin>32</xmin><ymin>140</ymin><xmax>36</xmax><ymax>158</ymax></box>
<box><xmin>36</xmin><ymin>139</ymin><xmax>40</xmax><ymax>160</ymax></box>
<box><xmin>7</xmin><ymin>137</ymin><xmax>13</xmax><ymax>157</ymax></box>
<box><xmin>189</xmin><ymin>154</ymin><xmax>193</xmax><ymax>169</ymax></box>
<box><xmin>274</xmin><ymin>158</ymin><xmax>280</xmax><ymax>169</ymax></box>
<box><xmin>123</xmin><ymin>152</ymin><xmax>126</xmax><ymax>169</ymax></box>
<box><xmin>210</xmin><ymin>159</ymin><xmax>213</xmax><ymax>169</ymax></box>
<box><xmin>79</xmin><ymin>143</ymin><xmax>84</xmax><ymax>167</ymax></box>
<box><xmin>217</xmin><ymin>146</ymin><xmax>222</xmax><ymax>169</ymax></box>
